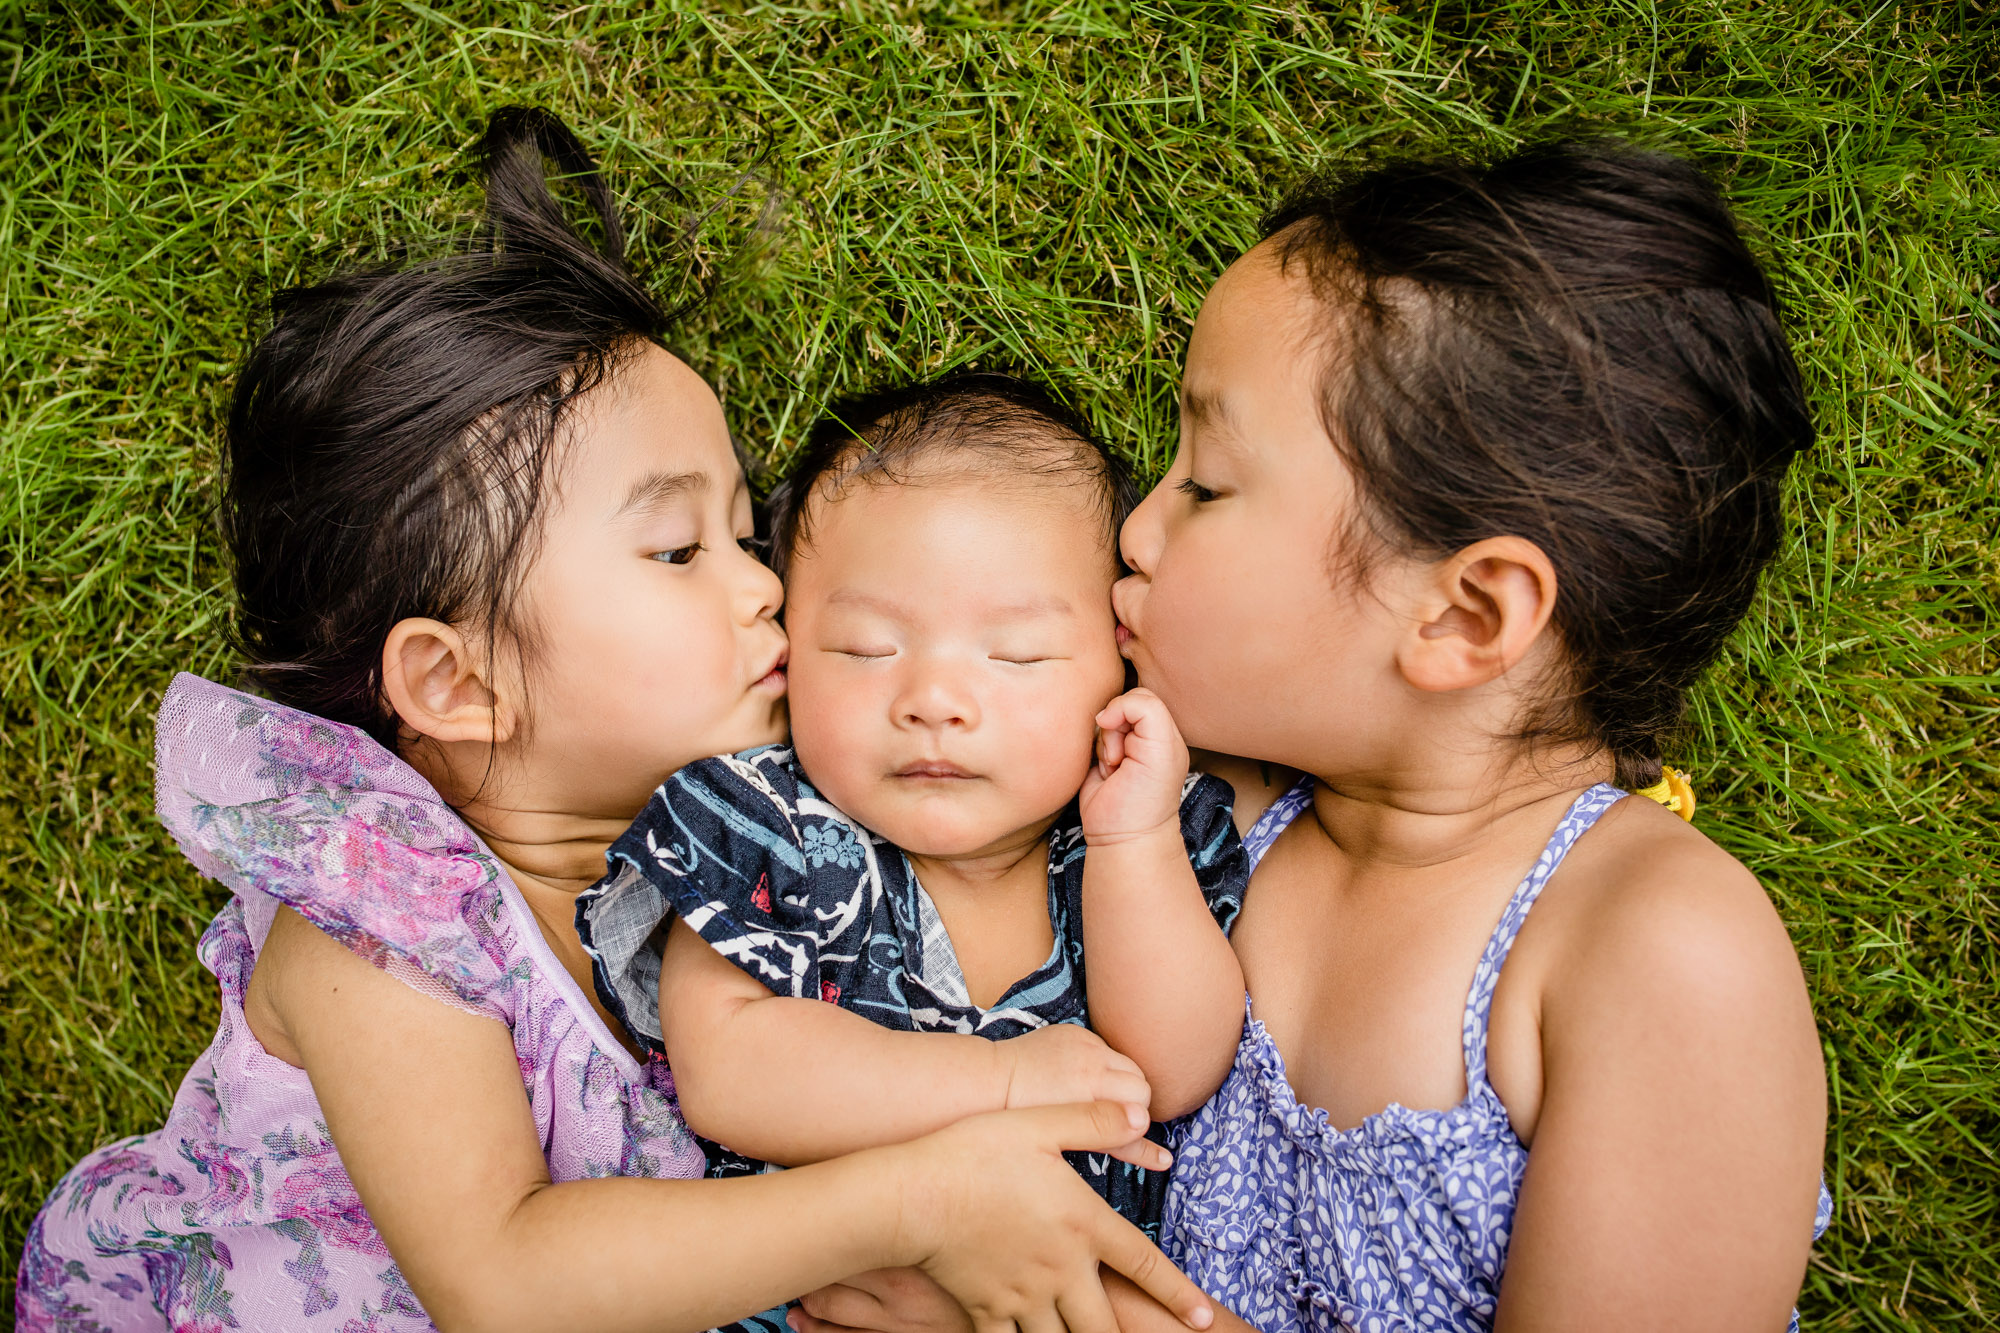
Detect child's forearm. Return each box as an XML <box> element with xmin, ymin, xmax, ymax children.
<box><xmin>669</xmin><ymin>987</ymin><xmax>1014</xmax><ymax>1164</ymax></box>
<box><xmin>1082</xmin><ymin>828</ymin><xmax>1245</xmax><ymax>1120</ymax></box>
<box><xmin>488</xmin><ymin>1150</ymin><xmax>913</xmax><ymax>1332</ymax></box>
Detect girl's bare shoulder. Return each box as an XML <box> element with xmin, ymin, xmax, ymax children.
<box><xmin>1531</xmin><ymin>794</ymin><xmax>1812</xmax><ymax>1030</ymax></box>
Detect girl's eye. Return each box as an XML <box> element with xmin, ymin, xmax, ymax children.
<box><xmin>1177</xmin><ymin>477</ymin><xmax>1220</xmax><ymax>504</ymax></box>
<box><xmin>991</xmin><ymin>655</ymin><xmax>1053</xmax><ymax>666</ymax></box>
<box><xmin>837</xmin><ymin>649</ymin><xmax>893</xmax><ymax>660</ymax></box>
<box><xmin>652</xmin><ymin>543</ymin><xmax>704</xmax><ymax>566</ymax></box>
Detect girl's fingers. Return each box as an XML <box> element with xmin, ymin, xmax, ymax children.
<box><xmin>1092</xmin><ymin>1214</ymin><xmax>1214</xmax><ymax>1331</ymax></box>
<box><xmin>1030</xmin><ymin>1099</ymin><xmax>1151</xmax><ymax>1155</ymax></box>
<box><xmin>1105</xmin><ymin>1136</ymin><xmax>1172</xmax><ymax>1170</ymax></box>
<box><xmin>797</xmin><ymin>1283</ymin><xmax>885</xmax><ymax>1326</ymax></box>
<box><xmin>1016</xmin><ymin>1305</ymin><xmax>1066</xmax><ymax>1333</ymax></box>
<box><xmin>1055</xmin><ymin>1276</ymin><xmax>1123</xmax><ymax>1333</ymax></box>
<box><xmin>788</xmin><ymin>1312</ymin><xmax>862</xmax><ymax>1333</ymax></box>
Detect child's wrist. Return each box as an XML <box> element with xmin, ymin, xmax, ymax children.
<box><xmin>873</xmin><ymin>1137</ymin><xmax>945</xmax><ymax>1270</ymax></box>
<box><xmin>1082</xmin><ymin>814</ymin><xmax>1182</xmax><ymax>850</ymax></box>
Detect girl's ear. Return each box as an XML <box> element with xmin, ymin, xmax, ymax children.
<box><xmin>380</xmin><ymin>618</ymin><xmax>519</xmax><ymax>746</ymax></box>
<box><xmin>1395</xmin><ymin>536</ymin><xmax>1559</xmax><ymax>694</ymax></box>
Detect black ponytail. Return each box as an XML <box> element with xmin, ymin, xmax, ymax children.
<box><xmin>222</xmin><ymin>108</ymin><xmax>686</xmax><ymax>748</ymax></box>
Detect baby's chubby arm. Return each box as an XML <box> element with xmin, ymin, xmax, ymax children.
<box><xmin>660</xmin><ymin>922</ymin><xmax>1155</xmax><ymax>1165</ymax></box>
<box><xmin>1078</xmin><ymin>689</ymin><xmax>1247</xmax><ymax>1121</ymax></box>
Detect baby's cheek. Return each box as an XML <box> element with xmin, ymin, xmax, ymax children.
<box><xmin>1019</xmin><ymin>699</ymin><xmax>1099</xmax><ymax>799</ymax></box>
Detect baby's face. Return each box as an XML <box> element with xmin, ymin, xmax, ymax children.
<box><xmin>783</xmin><ymin>472</ymin><xmax>1127</xmax><ymax>859</ymax></box>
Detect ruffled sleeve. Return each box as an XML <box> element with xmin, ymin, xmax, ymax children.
<box><xmin>1180</xmin><ymin>773</ymin><xmax>1249</xmax><ymax>936</ymax></box>
<box><xmin>579</xmin><ymin>745</ymin><xmax>890</xmax><ymax>1055</ymax></box>
<box><xmin>154</xmin><ymin>673</ymin><xmax>519</xmax><ymax>1022</ymax></box>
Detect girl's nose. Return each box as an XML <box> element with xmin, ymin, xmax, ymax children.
<box><xmin>733</xmin><ymin>542</ymin><xmax>785</xmax><ymax>624</ymax></box>
<box><xmin>1120</xmin><ymin>483</ymin><xmax>1165</xmax><ymax>577</ymax></box>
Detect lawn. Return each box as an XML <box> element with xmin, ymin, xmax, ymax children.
<box><xmin>3</xmin><ymin>4</ymin><xmax>1995</xmax><ymax>1327</ymax></box>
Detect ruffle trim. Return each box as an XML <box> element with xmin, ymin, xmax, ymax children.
<box><xmin>155</xmin><ymin>673</ymin><xmax>522</xmax><ymax>1018</ymax></box>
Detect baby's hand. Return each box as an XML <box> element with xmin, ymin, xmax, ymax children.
<box><xmin>1079</xmin><ymin>688</ymin><xmax>1190</xmax><ymax>845</ymax></box>
<box><xmin>1003</xmin><ymin>1024</ymin><xmax>1153</xmax><ymax>1118</ymax></box>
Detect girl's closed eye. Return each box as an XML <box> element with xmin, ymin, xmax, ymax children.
<box><xmin>991</xmin><ymin>652</ymin><xmax>1059</xmax><ymax>665</ymax></box>
<box><xmin>1177</xmin><ymin>477</ymin><xmax>1221</xmax><ymax>504</ymax></box>
<box><xmin>835</xmin><ymin>646</ymin><xmax>895</xmax><ymax>660</ymax></box>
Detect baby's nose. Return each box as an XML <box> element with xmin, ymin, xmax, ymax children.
<box><xmin>895</xmin><ymin>669</ymin><xmax>978</xmax><ymax>731</ymax></box>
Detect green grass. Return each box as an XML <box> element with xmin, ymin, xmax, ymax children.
<box><xmin>2</xmin><ymin>3</ymin><xmax>1995</xmax><ymax>1327</ymax></box>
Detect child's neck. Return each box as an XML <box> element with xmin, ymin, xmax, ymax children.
<box><xmin>904</xmin><ymin>817</ymin><xmax>1060</xmax><ymax>1010</ymax></box>
<box><xmin>475</xmin><ymin>814</ymin><xmax>631</xmax><ymax>898</ymax></box>
<box><xmin>1306</xmin><ymin>741</ymin><xmax>1612</xmax><ymax>873</ymax></box>
<box><xmin>903</xmin><ymin>817</ymin><xmax>1055</xmax><ymax>900</ymax></box>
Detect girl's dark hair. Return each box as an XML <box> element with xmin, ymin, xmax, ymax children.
<box><xmin>224</xmin><ymin>107</ymin><xmax>683</xmax><ymax>749</ymax></box>
<box><xmin>767</xmin><ymin>372</ymin><xmax>1138</xmax><ymax>581</ymax></box>
<box><xmin>1266</xmin><ymin>142</ymin><xmax>1812</xmax><ymax>788</ymax></box>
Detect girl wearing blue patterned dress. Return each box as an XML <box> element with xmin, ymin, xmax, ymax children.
<box><xmin>793</xmin><ymin>146</ymin><xmax>1832</xmax><ymax>1333</ymax></box>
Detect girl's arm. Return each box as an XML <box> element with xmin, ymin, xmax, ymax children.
<box><xmin>658</xmin><ymin>919</ymin><xmax>1153</xmax><ymax>1164</ymax></box>
<box><xmin>1079</xmin><ymin>689</ymin><xmax>1247</xmax><ymax>1120</ymax></box>
<box><xmin>1493</xmin><ymin>816</ymin><xmax>1826</xmax><ymax>1331</ymax></box>
<box><xmin>262</xmin><ymin>905</ymin><xmax>1213</xmax><ymax>1333</ymax></box>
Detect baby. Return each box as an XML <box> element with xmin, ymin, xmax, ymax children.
<box><xmin>577</xmin><ymin>374</ymin><xmax>1246</xmax><ymax>1282</ymax></box>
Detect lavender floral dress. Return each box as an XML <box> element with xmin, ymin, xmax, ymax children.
<box><xmin>16</xmin><ymin>674</ymin><xmax>707</xmax><ymax>1332</ymax></box>
<box><xmin>1165</xmin><ymin>779</ymin><xmax>1832</xmax><ymax>1332</ymax></box>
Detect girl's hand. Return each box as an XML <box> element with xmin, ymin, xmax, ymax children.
<box><xmin>791</xmin><ymin>1270</ymin><xmax>1261</xmax><ymax>1333</ymax></box>
<box><xmin>1079</xmin><ymin>688</ymin><xmax>1191</xmax><ymax>845</ymax></box>
<box><xmin>1001</xmin><ymin>1025</ymin><xmax>1155</xmax><ymax>1151</ymax></box>
<box><xmin>893</xmin><ymin>1101</ymin><xmax>1214</xmax><ymax>1333</ymax></box>
<box><xmin>791</xmin><ymin>1268</ymin><xmax>970</xmax><ymax>1333</ymax></box>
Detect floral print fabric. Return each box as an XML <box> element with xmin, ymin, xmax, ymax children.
<box><xmin>1164</xmin><ymin>779</ymin><xmax>1832</xmax><ymax>1332</ymax></box>
<box><xmin>17</xmin><ymin>674</ymin><xmax>706</xmax><ymax>1332</ymax></box>
<box><xmin>575</xmin><ymin>743</ymin><xmax>1249</xmax><ymax>1234</ymax></box>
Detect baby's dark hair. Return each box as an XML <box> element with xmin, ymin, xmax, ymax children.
<box><xmin>224</xmin><ymin>107</ymin><xmax>681</xmax><ymax>750</ymax></box>
<box><xmin>767</xmin><ymin>372</ymin><xmax>1138</xmax><ymax>581</ymax></box>
<box><xmin>1266</xmin><ymin>141</ymin><xmax>1812</xmax><ymax>788</ymax></box>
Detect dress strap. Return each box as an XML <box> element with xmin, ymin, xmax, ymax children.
<box><xmin>1241</xmin><ymin>775</ymin><xmax>1315</xmax><ymax>871</ymax></box>
<box><xmin>1462</xmin><ymin>783</ymin><xmax>1626</xmax><ymax>1090</ymax></box>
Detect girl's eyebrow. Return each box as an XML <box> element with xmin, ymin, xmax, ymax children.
<box><xmin>1180</xmin><ymin>389</ymin><xmax>1248</xmax><ymax>454</ymax></box>
<box><xmin>616</xmin><ymin>469</ymin><xmax>709</xmax><ymax>518</ymax></box>
<box><xmin>1181</xmin><ymin>388</ymin><xmax>1231</xmax><ymax>428</ymax></box>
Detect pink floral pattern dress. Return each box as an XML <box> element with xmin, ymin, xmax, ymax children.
<box><xmin>17</xmin><ymin>673</ymin><xmax>707</xmax><ymax>1332</ymax></box>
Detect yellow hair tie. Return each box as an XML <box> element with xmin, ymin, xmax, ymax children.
<box><xmin>1634</xmin><ymin>766</ymin><xmax>1697</xmax><ymax>821</ymax></box>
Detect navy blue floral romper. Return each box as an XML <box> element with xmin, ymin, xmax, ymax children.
<box><xmin>576</xmin><ymin>744</ymin><xmax>1248</xmax><ymax>1332</ymax></box>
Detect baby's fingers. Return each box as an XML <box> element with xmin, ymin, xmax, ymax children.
<box><xmin>1092</xmin><ymin>1067</ymin><xmax>1154</xmax><ymax>1111</ymax></box>
<box><xmin>1096</xmin><ymin>723</ymin><xmax>1127</xmax><ymax>777</ymax></box>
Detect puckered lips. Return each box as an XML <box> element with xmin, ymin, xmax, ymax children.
<box><xmin>751</xmin><ymin>648</ymin><xmax>789</xmax><ymax>693</ymax></box>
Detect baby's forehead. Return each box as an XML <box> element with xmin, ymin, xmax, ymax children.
<box><xmin>785</xmin><ymin>471</ymin><xmax>1118</xmax><ymax>621</ymax></box>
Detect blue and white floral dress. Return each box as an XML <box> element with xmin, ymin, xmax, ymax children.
<box><xmin>1164</xmin><ymin>779</ymin><xmax>1832</xmax><ymax>1333</ymax></box>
